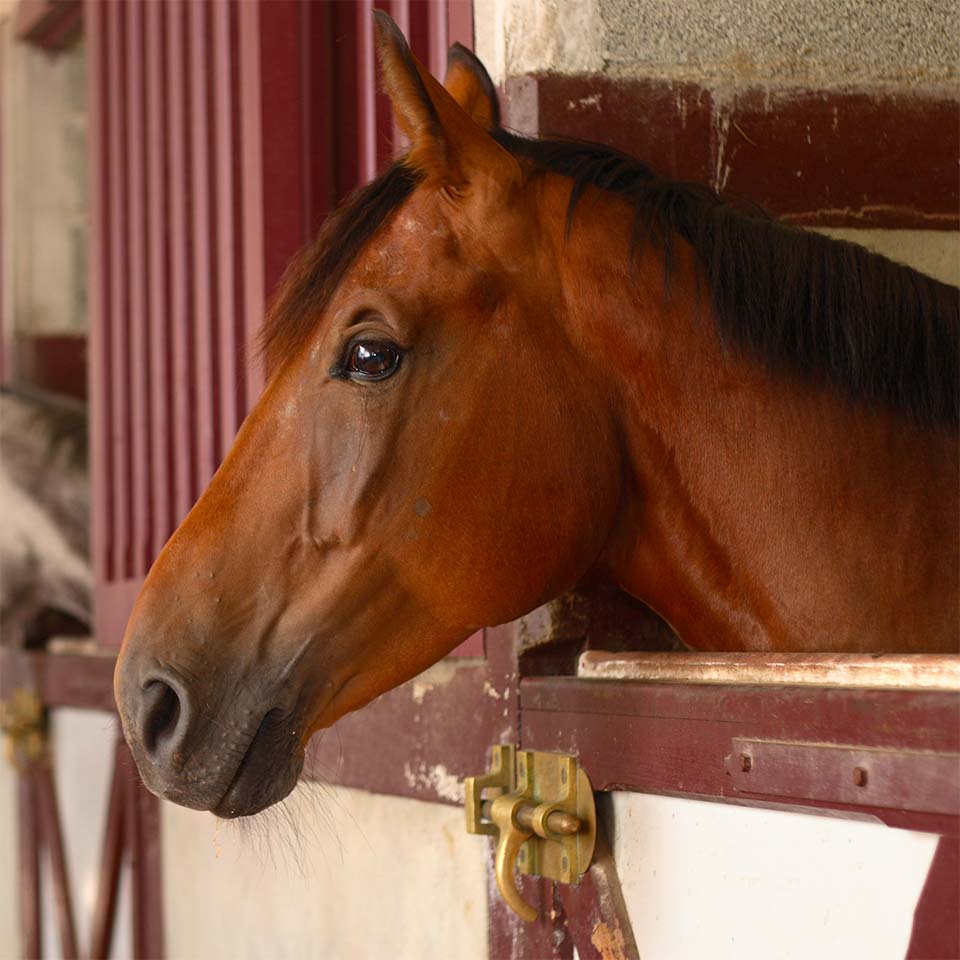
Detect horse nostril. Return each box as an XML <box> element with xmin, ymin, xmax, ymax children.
<box><xmin>140</xmin><ymin>679</ymin><xmax>182</xmax><ymax>756</ymax></box>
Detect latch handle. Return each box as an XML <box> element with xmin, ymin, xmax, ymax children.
<box><xmin>489</xmin><ymin>794</ymin><xmax>537</xmax><ymax>922</ymax></box>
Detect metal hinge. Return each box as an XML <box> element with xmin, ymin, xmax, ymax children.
<box><xmin>465</xmin><ymin>744</ymin><xmax>596</xmax><ymax>922</ymax></box>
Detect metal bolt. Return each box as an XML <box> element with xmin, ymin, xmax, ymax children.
<box><xmin>740</xmin><ymin>753</ymin><xmax>752</xmax><ymax>773</ymax></box>
<box><xmin>853</xmin><ymin>766</ymin><xmax>868</xmax><ymax>787</ymax></box>
<box><xmin>560</xmin><ymin>767</ymin><xmax>568</xmax><ymax>784</ymax></box>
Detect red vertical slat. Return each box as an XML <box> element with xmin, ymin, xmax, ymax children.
<box><xmin>302</xmin><ymin>1</ymin><xmax>335</xmax><ymax>238</ymax></box>
<box><xmin>427</xmin><ymin>0</ymin><xmax>448</xmax><ymax>80</ymax></box>
<box><xmin>213</xmin><ymin>0</ymin><xmax>238</xmax><ymax>453</ymax></box>
<box><xmin>227</xmin><ymin>1</ymin><xmax>249</xmax><ymax>418</ymax></box>
<box><xmin>447</xmin><ymin>0</ymin><xmax>474</xmax><ymax>49</ymax></box>
<box><xmin>107</xmin><ymin>2</ymin><xmax>132</xmax><ymax>579</ymax></box>
<box><xmin>188</xmin><ymin>1</ymin><xmax>217</xmax><ymax>491</ymax></box>
<box><xmin>86</xmin><ymin>0</ymin><xmax>111</xmax><ymax>595</ymax></box>
<box><xmin>238</xmin><ymin>0</ymin><xmax>265</xmax><ymax>402</ymax></box>
<box><xmin>145</xmin><ymin>0</ymin><xmax>172</xmax><ymax>556</ymax></box>
<box><xmin>125</xmin><ymin>0</ymin><xmax>151</xmax><ymax>577</ymax></box>
<box><xmin>166</xmin><ymin>0</ymin><xmax>195</xmax><ymax>524</ymax></box>
<box><xmin>357</xmin><ymin>0</ymin><xmax>378</xmax><ymax>183</ymax></box>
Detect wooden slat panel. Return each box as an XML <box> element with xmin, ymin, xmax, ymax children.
<box><xmin>145</xmin><ymin>0</ymin><xmax>172</xmax><ymax>559</ymax></box>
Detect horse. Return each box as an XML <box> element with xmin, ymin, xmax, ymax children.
<box><xmin>114</xmin><ymin>13</ymin><xmax>959</xmax><ymax>819</ymax></box>
<box><xmin>0</xmin><ymin>384</ymin><xmax>90</xmax><ymax>648</ymax></box>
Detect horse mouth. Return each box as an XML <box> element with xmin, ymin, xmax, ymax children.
<box><xmin>210</xmin><ymin>708</ymin><xmax>305</xmax><ymax>819</ymax></box>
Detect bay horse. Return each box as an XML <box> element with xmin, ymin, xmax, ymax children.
<box><xmin>115</xmin><ymin>13</ymin><xmax>958</xmax><ymax>818</ymax></box>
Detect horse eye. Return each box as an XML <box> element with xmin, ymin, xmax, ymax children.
<box><xmin>346</xmin><ymin>341</ymin><xmax>401</xmax><ymax>381</ymax></box>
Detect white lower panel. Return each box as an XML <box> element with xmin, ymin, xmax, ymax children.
<box><xmin>162</xmin><ymin>785</ymin><xmax>488</xmax><ymax>960</ymax></box>
<box><xmin>610</xmin><ymin>792</ymin><xmax>938</xmax><ymax>960</ymax></box>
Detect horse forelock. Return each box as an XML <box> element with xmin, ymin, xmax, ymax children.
<box><xmin>260</xmin><ymin>130</ymin><xmax>959</xmax><ymax>426</ymax></box>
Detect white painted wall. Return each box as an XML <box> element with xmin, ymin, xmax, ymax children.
<box><xmin>162</xmin><ymin>785</ymin><xmax>488</xmax><ymax>960</ymax></box>
<box><xmin>608</xmin><ymin>793</ymin><xmax>938</xmax><ymax>960</ymax></box>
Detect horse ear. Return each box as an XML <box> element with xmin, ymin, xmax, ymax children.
<box><xmin>444</xmin><ymin>43</ymin><xmax>500</xmax><ymax>131</ymax></box>
<box><xmin>373</xmin><ymin>11</ymin><xmax>518</xmax><ymax>191</ymax></box>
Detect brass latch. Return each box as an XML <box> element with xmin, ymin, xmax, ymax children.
<box><xmin>0</xmin><ymin>689</ymin><xmax>45</xmax><ymax>769</ymax></box>
<box><xmin>465</xmin><ymin>744</ymin><xmax>596</xmax><ymax>922</ymax></box>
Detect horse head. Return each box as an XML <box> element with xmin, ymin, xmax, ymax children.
<box><xmin>115</xmin><ymin>16</ymin><xmax>623</xmax><ymax>817</ymax></box>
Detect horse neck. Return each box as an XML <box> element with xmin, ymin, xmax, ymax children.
<box><xmin>560</xmin><ymin>210</ymin><xmax>959</xmax><ymax>653</ymax></box>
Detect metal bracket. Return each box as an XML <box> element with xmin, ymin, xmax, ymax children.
<box><xmin>466</xmin><ymin>744</ymin><xmax>597</xmax><ymax>922</ymax></box>
<box><xmin>0</xmin><ymin>688</ymin><xmax>45</xmax><ymax>769</ymax></box>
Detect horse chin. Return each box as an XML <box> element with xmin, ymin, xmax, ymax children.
<box><xmin>209</xmin><ymin>722</ymin><xmax>306</xmax><ymax>820</ymax></box>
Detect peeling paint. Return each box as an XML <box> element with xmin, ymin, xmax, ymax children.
<box><xmin>410</xmin><ymin>659</ymin><xmax>459</xmax><ymax>704</ymax></box>
<box><xmin>591</xmin><ymin>919</ymin><xmax>628</xmax><ymax>960</ymax></box>
<box><xmin>403</xmin><ymin>761</ymin><xmax>464</xmax><ymax>803</ymax></box>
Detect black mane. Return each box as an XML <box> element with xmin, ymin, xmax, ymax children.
<box><xmin>264</xmin><ymin>132</ymin><xmax>959</xmax><ymax>426</ymax></box>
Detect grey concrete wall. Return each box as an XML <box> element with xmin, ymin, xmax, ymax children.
<box><xmin>475</xmin><ymin>0</ymin><xmax>959</xmax><ymax>88</ymax></box>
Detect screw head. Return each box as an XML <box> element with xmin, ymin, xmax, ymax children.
<box><xmin>852</xmin><ymin>766</ymin><xmax>868</xmax><ymax>787</ymax></box>
<box><xmin>740</xmin><ymin>753</ymin><xmax>752</xmax><ymax>773</ymax></box>
<box><xmin>560</xmin><ymin>767</ymin><xmax>568</xmax><ymax>783</ymax></box>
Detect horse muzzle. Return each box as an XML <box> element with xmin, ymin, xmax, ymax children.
<box><xmin>115</xmin><ymin>653</ymin><xmax>306</xmax><ymax>818</ymax></box>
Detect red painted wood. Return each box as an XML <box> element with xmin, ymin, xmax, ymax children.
<box><xmin>727</xmin><ymin>737</ymin><xmax>960</xmax><ymax>816</ymax></box>
<box><xmin>213</xmin><ymin>0</ymin><xmax>240</xmax><ymax>457</ymax></box>
<box><xmin>907</xmin><ymin>835</ymin><xmax>960</xmax><ymax>959</ymax></box>
<box><xmin>145</xmin><ymin>0</ymin><xmax>173</xmax><ymax>561</ymax></box>
<box><xmin>14</xmin><ymin>334</ymin><xmax>87</xmax><ymax>400</ymax></box>
<box><xmin>305</xmin><ymin>643</ymin><xmax>516</xmax><ymax>804</ymax></box>
<box><xmin>36</xmin><ymin>765</ymin><xmax>79</xmax><ymax>959</ymax></box>
<box><xmin>258</xmin><ymin>0</ymin><xmax>307</xmax><ymax>295</ymax></box>
<box><xmin>356</xmin><ymin>0</ymin><xmax>378</xmax><ymax>183</ymax></box>
<box><xmin>85</xmin><ymin>0</ymin><xmax>108</xmax><ymax>607</ymax></box>
<box><xmin>124</xmin><ymin>746</ymin><xmax>165</xmax><ymax>960</ymax></box>
<box><xmin>188</xmin><ymin>0</ymin><xmax>217</xmax><ymax>494</ymax></box>
<box><xmin>521</xmin><ymin>678</ymin><xmax>960</xmax><ymax>834</ymax></box>
<box><xmin>446</xmin><ymin>0</ymin><xmax>474</xmax><ymax>49</ymax></box>
<box><xmin>165</xmin><ymin>0</ymin><xmax>195</xmax><ymax>528</ymax></box>
<box><xmin>105</xmin><ymin>2</ymin><xmax>130</xmax><ymax>582</ymax></box>
<box><xmin>237</xmin><ymin>0</ymin><xmax>266</xmax><ymax>402</ymax></box>
<box><xmin>520</xmin><ymin>75</ymin><xmax>959</xmax><ymax>229</ymax></box>
<box><xmin>125</xmin><ymin>0</ymin><xmax>151</xmax><ymax>579</ymax></box>
<box><xmin>426</xmin><ymin>0</ymin><xmax>447</xmax><ymax>80</ymax></box>
<box><xmin>488</xmin><ymin>868</ymin><xmax>569</xmax><ymax>960</ymax></box>
<box><xmin>89</xmin><ymin>738</ymin><xmax>127</xmax><ymax>960</ymax></box>
<box><xmin>558</xmin><ymin>829</ymin><xmax>639</xmax><ymax>960</ymax></box>
<box><xmin>18</xmin><ymin>771</ymin><xmax>41</xmax><ymax>960</ymax></box>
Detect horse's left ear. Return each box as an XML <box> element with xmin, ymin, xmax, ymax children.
<box><xmin>374</xmin><ymin>11</ymin><xmax>519</xmax><ymax>192</ymax></box>
<box><xmin>444</xmin><ymin>43</ymin><xmax>500</xmax><ymax>131</ymax></box>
